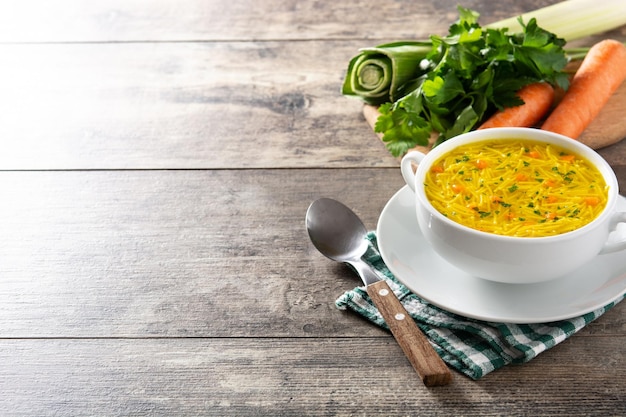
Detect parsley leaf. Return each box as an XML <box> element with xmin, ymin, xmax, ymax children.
<box><xmin>375</xmin><ymin>102</ymin><xmax>431</xmax><ymax>153</ymax></box>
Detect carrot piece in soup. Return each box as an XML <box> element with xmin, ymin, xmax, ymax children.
<box><xmin>584</xmin><ymin>196</ymin><xmax>600</xmax><ymax>206</ymax></box>
<box><xmin>475</xmin><ymin>159</ymin><xmax>488</xmax><ymax>169</ymax></box>
<box><xmin>541</xmin><ymin>39</ymin><xmax>626</xmax><ymax>139</ymax></box>
<box><xmin>451</xmin><ymin>183</ymin><xmax>465</xmax><ymax>193</ymax></box>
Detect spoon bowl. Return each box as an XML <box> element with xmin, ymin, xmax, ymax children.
<box><xmin>306</xmin><ymin>197</ymin><xmax>369</xmax><ymax>262</ymax></box>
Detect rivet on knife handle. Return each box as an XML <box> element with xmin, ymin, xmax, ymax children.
<box><xmin>367</xmin><ymin>280</ymin><xmax>453</xmax><ymax>387</ymax></box>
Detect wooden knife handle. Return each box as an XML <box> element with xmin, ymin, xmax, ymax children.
<box><xmin>367</xmin><ymin>280</ymin><xmax>452</xmax><ymax>387</ymax></box>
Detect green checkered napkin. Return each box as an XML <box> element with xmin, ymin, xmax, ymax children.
<box><xmin>335</xmin><ymin>232</ymin><xmax>624</xmax><ymax>380</ymax></box>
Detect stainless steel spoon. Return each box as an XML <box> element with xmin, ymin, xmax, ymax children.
<box><xmin>306</xmin><ymin>198</ymin><xmax>452</xmax><ymax>387</ymax></box>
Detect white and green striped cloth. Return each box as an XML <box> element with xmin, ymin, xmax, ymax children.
<box><xmin>335</xmin><ymin>232</ymin><xmax>623</xmax><ymax>380</ymax></box>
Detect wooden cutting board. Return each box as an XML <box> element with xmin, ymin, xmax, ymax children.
<box><xmin>363</xmin><ymin>79</ymin><xmax>626</xmax><ymax>155</ymax></box>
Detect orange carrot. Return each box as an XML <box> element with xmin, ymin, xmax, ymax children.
<box><xmin>584</xmin><ymin>196</ymin><xmax>600</xmax><ymax>206</ymax></box>
<box><xmin>475</xmin><ymin>159</ymin><xmax>488</xmax><ymax>169</ymax></box>
<box><xmin>478</xmin><ymin>82</ymin><xmax>554</xmax><ymax>130</ymax></box>
<box><xmin>541</xmin><ymin>39</ymin><xmax>626</xmax><ymax>139</ymax></box>
<box><xmin>543</xmin><ymin>179</ymin><xmax>557</xmax><ymax>188</ymax></box>
<box><xmin>451</xmin><ymin>183</ymin><xmax>465</xmax><ymax>193</ymax></box>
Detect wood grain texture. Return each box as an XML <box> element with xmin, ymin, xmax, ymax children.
<box><xmin>0</xmin><ymin>1</ymin><xmax>622</xmax><ymax>171</ymax></box>
<box><xmin>0</xmin><ymin>169</ymin><xmax>400</xmax><ymax>337</ymax></box>
<box><xmin>0</xmin><ymin>0</ymin><xmax>624</xmax><ymax>415</ymax></box>
<box><xmin>0</xmin><ymin>169</ymin><xmax>622</xmax><ymax>339</ymax></box>
<box><xmin>1</xmin><ymin>39</ymin><xmax>624</xmax><ymax>171</ymax></box>
<box><xmin>0</xmin><ymin>41</ymin><xmax>394</xmax><ymax>170</ymax></box>
<box><xmin>0</xmin><ymin>338</ymin><xmax>623</xmax><ymax>417</ymax></box>
<box><xmin>0</xmin><ymin>0</ymin><xmax>574</xmax><ymax>43</ymax></box>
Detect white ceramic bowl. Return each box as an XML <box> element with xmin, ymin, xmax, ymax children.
<box><xmin>401</xmin><ymin>127</ymin><xmax>626</xmax><ymax>284</ymax></box>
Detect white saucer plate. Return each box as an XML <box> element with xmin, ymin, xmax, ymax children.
<box><xmin>376</xmin><ymin>186</ymin><xmax>626</xmax><ymax>323</ymax></box>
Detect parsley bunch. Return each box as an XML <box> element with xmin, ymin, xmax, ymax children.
<box><xmin>371</xmin><ymin>7</ymin><xmax>569</xmax><ymax>156</ymax></box>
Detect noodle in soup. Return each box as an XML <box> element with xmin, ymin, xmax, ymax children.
<box><xmin>424</xmin><ymin>139</ymin><xmax>608</xmax><ymax>237</ymax></box>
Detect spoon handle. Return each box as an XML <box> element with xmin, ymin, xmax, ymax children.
<box><xmin>367</xmin><ymin>280</ymin><xmax>452</xmax><ymax>387</ymax></box>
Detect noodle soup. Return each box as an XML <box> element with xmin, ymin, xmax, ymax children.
<box><xmin>400</xmin><ymin>128</ymin><xmax>626</xmax><ymax>283</ymax></box>
<box><xmin>424</xmin><ymin>139</ymin><xmax>608</xmax><ymax>237</ymax></box>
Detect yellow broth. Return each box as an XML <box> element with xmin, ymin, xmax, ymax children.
<box><xmin>424</xmin><ymin>139</ymin><xmax>608</xmax><ymax>237</ymax></box>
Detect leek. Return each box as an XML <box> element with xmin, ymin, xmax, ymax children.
<box><xmin>486</xmin><ymin>0</ymin><xmax>626</xmax><ymax>42</ymax></box>
<box><xmin>342</xmin><ymin>41</ymin><xmax>431</xmax><ymax>105</ymax></box>
<box><xmin>342</xmin><ymin>0</ymin><xmax>626</xmax><ymax>105</ymax></box>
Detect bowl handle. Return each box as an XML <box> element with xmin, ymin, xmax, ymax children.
<box><xmin>599</xmin><ymin>211</ymin><xmax>626</xmax><ymax>254</ymax></box>
<box><xmin>400</xmin><ymin>151</ymin><xmax>428</xmax><ymax>193</ymax></box>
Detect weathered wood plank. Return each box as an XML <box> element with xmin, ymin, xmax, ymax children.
<box><xmin>1</xmin><ymin>40</ymin><xmax>625</xmax><ymax>171</ymax></box>
<box><xmin>1</xmin><ymin>1</ymin><xmax>624</xmax><ymax>416</ymax></box>
<box><xmin>0</xmin><ymin>337</ymin><xmax>623</xmax><ymax>416</ymax></box>
<box><xmin>0</xmin><ymin>169</ymin><xmax>623</xmax><ymax>337</ymax></box>
<box><xmin>0</xmin><ymin>0</ymin><xmax>574</xmax><ymax>43</ymax></box>
<box><xmin>0</xmin><ymin>168</ymin><xmax>398</xmax><ymax>337</ymax></box>
<box><xmin>0</xmin><ymin>41</ymin><xmax>393</xmax><ymax>170</ymax></box>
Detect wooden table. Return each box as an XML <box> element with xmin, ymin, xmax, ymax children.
<box><xmin>0</xmin><ymin>1</ymin><xmax>624</xmax><ymax>415</ymax></box>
